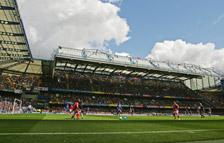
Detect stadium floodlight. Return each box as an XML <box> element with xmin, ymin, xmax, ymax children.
<box><xmin>0</xmin><ymin>31</ymin><xmax>24</xmax><ymax>36</ymax></box>
<box><xmin>0</xmin><ymin>20</ymin><xmax>20</xmax><ymax>25</ymax></box>
<box><xmin>0</xmin><ymin>5</ymin><xmax>15</xmax><ymax>10</ymax></box>
<box><xmin>0</xmin><ymin>40</ymin><xmax>26</xmax><ymax>45</ymax></box>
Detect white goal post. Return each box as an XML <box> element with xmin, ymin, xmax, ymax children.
<box><xmin>12</xmin><ymin>98</ymin><xmax>22</xmax><ymax>114</ymax></box>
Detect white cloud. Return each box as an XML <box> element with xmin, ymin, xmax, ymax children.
<box><xmin>18</xmin><ymin>0</ymin><xmax>130</xmax><ymax>59</ymax></box>
<box><xmin>147</xmin><ymin>39</ymin><xmax>224</xmax><ymax>73</ymax></box>
<box><xmin>28</xmin><ymin>26</ymin><xmax>39</xmax><ymax>43</ymax></box>
<box><xmin>213</xmin><ymin>14</ymin><xmax>224</xmax><ymax>25</ymax></box>
<box><xmin>101</xmin><ymin>0</ymin><xmax>123</xmax><ymax>6</ymax></box>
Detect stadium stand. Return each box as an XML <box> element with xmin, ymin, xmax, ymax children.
<box><xmin>0</xmin><ymin>46</ymin><xmax>223</xmax><ymax>114</ymax></box>
<box><xmin>200</xmin><ymin>91</ymin><xmax>224</xmax><ymax>108</ymax></box>
<box><xmin>0</xmin><ymin>0</ymin><xmax>223</xmax><ymax>115</ymax></box>
<box><xmin>0</xmin><ymin>60</ymin><xmax>223</xmax><ymax>114</ymax></box>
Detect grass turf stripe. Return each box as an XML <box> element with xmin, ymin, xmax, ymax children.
<box><xmin>0</xmin><ymin>129</ymin><xmax>223</xmax><ymax>136</ymax></box>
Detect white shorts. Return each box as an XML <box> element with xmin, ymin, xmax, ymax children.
<box><xmin>173</xmin><ymin>110</ymin><xmax>179</xmax><ymax>115</ymax></box>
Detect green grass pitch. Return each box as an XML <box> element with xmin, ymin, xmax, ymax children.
<box><xmin>0</xmin><ymin>114</ymin><xmax>224</xmax><ymax>143</ymax></box>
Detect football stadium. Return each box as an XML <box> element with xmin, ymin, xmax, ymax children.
<box><xmin>0</xmin><ymin>0</ymin><xmax>224</xmax><ymax>143</ymax></box>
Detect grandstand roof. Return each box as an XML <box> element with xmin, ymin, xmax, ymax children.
<box><xmin>54</xmin><ymin>47</ymin><xmax>221</xmax><ymax>81</ymax></box>
<box><xmin>0</xmin><ymin>59</ymin><xmax>41</xmax><ymax>75</ymax></box>
<box><xmin>0</xmin><ymin>59</ymin><xmax>54</xmax><ymax>75</ymax></box>
<box><xmin>0</xmin><ymin>0</ymin><xmax>32</xmax><ymax>73</ymax></box>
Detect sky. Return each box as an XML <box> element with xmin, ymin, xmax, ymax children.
<box><xmin>18</xmin><ymin>0</ymin><xmax>224</xmax><ymax>72</ymax></box>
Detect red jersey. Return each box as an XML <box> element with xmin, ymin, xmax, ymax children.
<box><xmin>72</xmin><ymin>101</ymin><xmax>79</xmax><ymax>110</ymax></box>
<box><xmin>173</xmin><ymin>103</ymin><xmax>179</xmax><ymax>111</ymax></box>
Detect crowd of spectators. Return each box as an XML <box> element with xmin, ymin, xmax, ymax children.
<box><xmin>0</xmin><ymin>72</ymin><xmax>223</xmax><ymax>113</ymax></box>
<box><xmin>200</xmin><ymin>91</ymin><xmax>224</xmax><ymax>108</ymax></box>
<box><xmin>0</xmin><ymin>72</ymin><xmax>195</xmax><ymax>99</ymax></box>
<box><xmin>47</xmin><ymin>93</ymin><xmax>201</xmax><ymax>109</ymax></box>
<box><xmin>0</xmin><ymin>74</ymin><xmax>41</xmax><ymax>91</ymax></box>
<box><xmin>0</xmin><ymin>95</ymin><xmax>14</xmax><ymax>113</ymax></box>
<box><xmin>44</xmin><ymin>71</ymin><xmax>197</xmax><ymax>98</ymax></box>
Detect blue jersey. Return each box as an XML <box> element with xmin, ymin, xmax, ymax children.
<box><xmin>117</xmin><ymin>103</ymin><xmax>122</xmax><ymax>111</ymax></box>
<box><xmin>64</xmin><ymin>102</ymin><xmax>72</xmax><ymax>112</ymax></box>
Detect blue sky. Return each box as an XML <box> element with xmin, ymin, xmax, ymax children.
<box><xmin>19</xmin><ymin>0</ymin><xmax>224</xmax><ymax>71</ymax></box>
<box><xmin>108</xmin><ymin>0</ymin><xmax>224</xmax><ymax>57</ymax></box>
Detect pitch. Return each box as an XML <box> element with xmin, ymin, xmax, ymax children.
<box><xmin>0</xmin><ymin>114</ymin><xmax>224</xmax><ymax>143</ymax></box>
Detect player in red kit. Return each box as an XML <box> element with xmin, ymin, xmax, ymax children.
<box><xmin>76</xmin><ymin>108</ymin><xmax>81</xmax><ymax>120</ymax></box>
<box><xmin>173</xmin><ymin>101</ymin><xmax>180</xmax><ymax>120</ymax></box>
<box><xmin>71</xmin><ymin>99</ymin><xmax>80</xmax><ymax>119</ymax></box>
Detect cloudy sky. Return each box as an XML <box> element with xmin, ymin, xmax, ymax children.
<box><xmin>18</xmin><ymin>0</ymin><xmax>224</xmax><ymax>72</ymax></box>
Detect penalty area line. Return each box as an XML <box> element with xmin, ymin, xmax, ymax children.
<box><xmin>0</xmin><ymin>129</ymin><xmax>223</xmax><ymax>136</ymax></box>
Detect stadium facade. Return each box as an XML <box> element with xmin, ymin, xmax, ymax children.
<box><xmin>0</xmin><ymin>0</ymin><xmax>224</xmax><ymax>115</ymax></box>
<box><xmin>55</xmin><ymin>47</ymin><xmax>221</xmax><ymax>90</ymax></box>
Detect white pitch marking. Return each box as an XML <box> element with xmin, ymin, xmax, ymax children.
<box><xmin>0</xmin><ymin>129</ymin><xmax>223</xmax><ymax>136</ymax></box>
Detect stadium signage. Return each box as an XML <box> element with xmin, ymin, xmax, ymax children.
<box><xmin>14</xmin><ymin>89</ymin><xmax>22</xmax><ymax>94</ymax></box>
<box><xmin>34</xmin><ymin>87</ymin><xmax>48</xmax><ymax>91</ymax></box>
